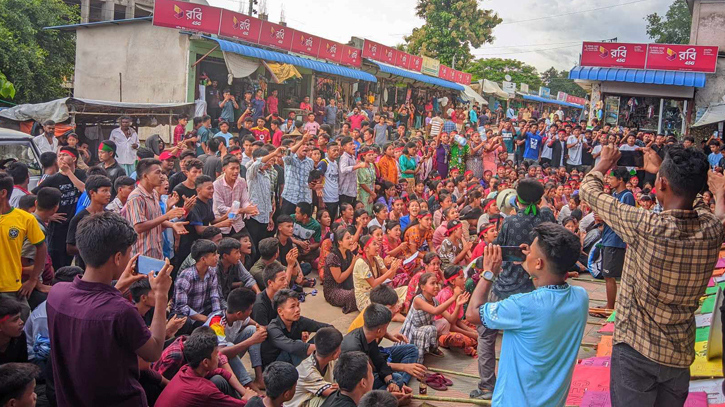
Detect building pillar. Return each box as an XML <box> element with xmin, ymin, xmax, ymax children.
<box><xmin>101</xmin><ymin>0</ymin><xmax>115</xmax><ymax>21</ymax></box>
<box><xmin>81</xmin><ymin>0</ymin><xmax>91</xmax><ymax>23</ymax></box>
<box><xmin>125</xmin><ymin>0</ymin><xmax>136</xmax><ymax>19</ymax></box>
<box><xmin>589</xmin><ymin>82</ymin><xmax>602</xmax><ymax>126</ymax></box>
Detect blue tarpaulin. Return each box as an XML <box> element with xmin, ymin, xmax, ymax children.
<box><xmin>368</xmin><ymin>61</ymin><xmax>464</xmax><ymax>91</ymax></box>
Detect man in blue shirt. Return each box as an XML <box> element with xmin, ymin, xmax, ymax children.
<box><xmin>523</xmin><ymin>130</ymin><xmax>542</xmax><ymax>165</ymax></box>
<box><xmin>252</xmin><ymin>90</ymin><xmax>266</xmax><ymax>121</ymax></box>
<box><xmin>708</xmin><ymin>140</ymin><xmax>722</xmax><ymax>169</ymax></box>
<box><xmin>601</xmin><ymin>167</ymin><xmax>635</xmax><ymax>310</ymax></box>
<box><xmin>466</xmin><ymin>223</ymin><xmax>588</xmax><ymax>407</ymax></box>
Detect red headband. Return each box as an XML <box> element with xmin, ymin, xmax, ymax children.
<box><xmin>363</xmin><ymin>237</ymin><xmax>376</xmax><ymax>251</ymax></box>
<box><xmin>0</xmin><ymin>314</ymin><xmax>12</xmax><ymax>324</ymax></box>
<box><xmin>479</xmin><ymin>223</ymin><xmax>496</xmax><ymax>236</ymax></box>
<box><xmin>484</xmin><ymin>200</ymin><xmax>496</xmax><ymax>211</ymax></box>
<box><xmin>60</xmin><ymin>149</ymin><xmax>76</xmax><ymax>159</ymax></box>
<box><xmin>444</xmin><ymin>269</ymin><xmax>463</xmax><ymax>284</ymax></box>
<box><xmin>417</xmin><ymin>213</ymin><xmax>432</xmax><ymax>220</ymax></box>
<box><xmin>445</xmin><ymin>222</ymin><xmax>462</xmax><ymax>236</ymax></box>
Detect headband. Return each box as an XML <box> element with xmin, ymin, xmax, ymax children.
<box><xmin>99</xmin><ymin>142</ymin><xmax>115</xmax><ymax>154</ymax></box>
<box><xmin>484</xmin><ymin>200</ymin><xmax>496</xmax><ymax>211</ymax></box>
<box><xmin>444</xmin><ymin>269</ymin><xmax>463</xmax><ymax>284</ymax></box>
<box><xmin>445</xmin><ymin>222</ymin><xmax>462</xmax><ymax>236</ymax></box>
<box><xmin>0</xmin><ymin>314</ymin><xmax>12</xmax><ymax>324</ymax></box>
<box><xmin>517</xmin><ymin>195</ymin><xmax>539</xmax><ymax>216</ymax></box>
<box><xmin>417</xmin><ymin>213</ymin><xmax>432</xmax><ymax>220</ymax></box>
<box><xmin>394</xmin><ymin>147</ymin><xmax>405</xmax><ymax>152</ymax></box>
<box><xmin>464</xmin><ymin>170</ymin><xmax>473</xmax><ymax>176</ymax></box>
<box><xmin>60</xmin><ymin>149</ymin><xmax>76</xmax><ymax>159</ymax></box>
<box><xmin>363</xmin><ymin>237</ymin><xmax>376</xmax><ymax>251</ymax></box>
<box><xmin>479</xmin><ymin>224</ymin><xmax>496</xmax><ymax>237</ymax></box>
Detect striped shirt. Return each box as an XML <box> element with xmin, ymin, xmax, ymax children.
<box><xmin>212</xmin><ymin>175</ymin><xmax>251</xmax><ymax>235</ymax></box>
<box><xmin>430</xmin><ymin>117</ymin><xmax>444</xmax><ymax>137</ymax></box>
<box><xmin>339</xmin><ymin>152</ymin><xmax>358</xmax><ymax>198</ymax></box>
<box><xmin>172</xmin><ymin>265</ymin><xmax>222</xmax><ymax>317</ymax></box>
<box><xmin>122</xmin><ymin>184</ymin><xmax>164</xmax><ymax>259</ymax></box>
<box><xmin>245</xmin><ymin>158</ymin><xmax>273</xmax><ymax>224</ymax></box>
<box><xmin>281</xmin><ymin>153</ymin><xmax>314</xmax><ymax>205</ymax></box>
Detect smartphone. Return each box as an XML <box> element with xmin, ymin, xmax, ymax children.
<box><xmin>501</xmin><ymin>246</ymin><xmax>525</xmax><ymax>262</ymax></box>
<box><xmin>617</xmin><ymin>150</ymin><xmax>644</xmax><ymax>168</ymax></box>
<box><xmin>137</xmin><ymin>255</ymin><xmax>166</xmax><ymax>276</ymax></box>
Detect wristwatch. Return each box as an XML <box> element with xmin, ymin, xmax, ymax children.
<box><xmin>482</xmin><ymin>270</ymin><xmax>496</xmax><ymax>282</ymax></box>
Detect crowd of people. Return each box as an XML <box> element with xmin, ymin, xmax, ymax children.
<box><xmin>1</xmin><ymin>90</ymin><xmax>724</xmax><ymax>407</ymax></box>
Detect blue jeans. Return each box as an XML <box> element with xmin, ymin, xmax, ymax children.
<box><xmin>373</xmin><ymin>344</ymin><xmax>418</xmax><ymax>388</ymax></box>
<box><xmin>226</xmin><ymin>325</ymin><xmax>263</xmax><ymax>385</ymax></box>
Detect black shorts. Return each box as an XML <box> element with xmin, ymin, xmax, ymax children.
<box><xmin>601</xmin><ymin>246</ymin><xmax>625</xmax><ymax>278</ymax></box>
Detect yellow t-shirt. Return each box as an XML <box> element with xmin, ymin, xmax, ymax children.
<box><xmin>348</xmin><ymin>309</ymin><xmax>366</xmax><ymax>333</ymax></box>
<box><xmin>0</xmin><ymin>208</ymin><xmax>45</xmax><ymax>292</ymax></box>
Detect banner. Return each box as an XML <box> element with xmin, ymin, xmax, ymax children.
<box><xmin>257</xmin><ymin>20</ymin><xmax>293</xmax><ymax>51</ymax></box>
<box><xmin>502</xmin><ymin>81</ymin><xmax>516</xmax><ymax>95</ymax></box>
<box><xmin>557</xmin><ymin>91</ymin><xmax>568</xmax><ymax>101</ymax></box>
<box><xmin>455</xmin><ymin>70</ymin><xmax>464</xmax><ymax>83</ymax></box>
<box><xmin>319</xmin><ymin>39</ymin><xmax>342</xmax><ymax>64</ymax></box>
<box><xmin>580</xmin><ymin>42</ymin><xmax>647</xmax><ymax>69</ymax></box>
<box><xmin>153</xmin><ymin>0</ymin><xmax>221</xmax><ymax>35</ymax></box>
<box><xmin>461</xmin><ymin>72</ymin><xmax>472</xmax><ymax>85</ymax></box>
<box><xmin>409</xmin><ymin>55</ymin><xmax>423</xmax><ymax>72</ymax></box>
<box><xmin>539</xmin><ymin>86</ymin><xmax>551</xmax><ymax>98</ymax></box>
<box><xmin>395</xmin><ymin>52</ymin><xmax>411</xmax><ymax>70</ymax></box>
<box><xmin>339</xmin><ymin>45</ymin><xmax>362</xmax><ymax>67</ymax></box>
<box><xmin>566</xmin><ymin>95</ymin><xmax>587</xmax><ymax>105</ymax></box>
<box><xmin>291</xmin><ymin>31</ymin><xmax>321</xmax><ymax>58</ymax></box>
<box><xmin>218</xmin><ymin>10</ymin><xmax>262</xmax><ymax>43</ymax></box>
<box><xmin>439</xmin><ymin>64</ymin><xmax>451</xmax><ymax>80</ymax></box>
<box><xmin>421</xmin><ymin>56</ymin><xmax>440</xmax><ymax>76</ymax></box>
<box><xmin>520</xmin><ymin>83</ymin><xmax>529</xmax><ymax>94</ymax></box>
<box><xmin>646</xmin><ymin>44</ymin><xmax>719</xmax><ymax>73</ymax></box>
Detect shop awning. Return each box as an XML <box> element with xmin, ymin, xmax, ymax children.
<box><xmin>460</xmin><ymin>84</ymin><xmax>488</xmax><ymax>105</ymax></box>
<box><xmin>368</xmin><ymin>61</ymin><xmax>464</xmax><ymax>91</ymax></box>
<box><xmin>520</xmin><ymin>94</ymin><xmax>585</xmax><ymax>109</ymax></box>
<box><xmin>568</xmin><ymin>66</ymin><xmax>707</xmax><ymax>88</ymax></box>
<box><xmin>205</xmin><ymin>37</ymin><xmax>377</xmax><ymax>83</ymax></box>
<box><xmin>481</xmin><ymin>79</ymin><xmax>510</xmax><ymax>99</ymax></box>
<box><xmin>692</xmin><ymin>102</ymin><xmax>725</xmax><ymax>127</ymax></box>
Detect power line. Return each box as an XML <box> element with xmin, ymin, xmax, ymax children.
<box><xmin>500</xmin><ymin>0</ymin><xmax>652</xmax><ymax>25</ymax></box>
<box><xmin>472</xmin><ymin>44</ymin><xmax>581</xmax><ymax>56</ymax></box>
<box><xmin>474</xmin><ymin>40</ymin><xmax>583</xmax><ymax>50</ymax></box>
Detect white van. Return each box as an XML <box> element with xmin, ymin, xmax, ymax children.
<box><xmin>0</xmin><ymin>128</ymin><xmax>43</xmax><ymax>190</ymax></box>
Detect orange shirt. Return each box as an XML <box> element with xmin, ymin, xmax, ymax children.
<box><xmin>377</xmin><ymin>155</ymin><xmax>398</xmax><ymax>184</ymax></box>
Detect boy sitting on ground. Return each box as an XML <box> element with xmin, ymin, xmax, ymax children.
<box><xmin>0</xmin><ymin>363</ymin><xmax>40</xmax><ymax>407</ymax></box>
<box><xmin>261</xmin><ymin>289</ymin><xmax>332</xmax><ymax>368</ymax></box>
<box><xmin>0</xmin><ymin>298</ymin><xmax>27</xmax><ymax>364</ymax></box>
<box><xmin>154</xmin><ymin>326</ymin><xmax>252</xmax><ymax>406</ymax></box>
<box><xmin>206</xmin><ymin>288</ymin><xmax>267</xmax><ymax>392</ymax></box>
<box><xmin>173</xmin><ymin>239</ymin><xmax>223</xmax><ymax>324</ymax></box>
<box><xmin>319</xmin><ymin>351</ymin><xmax>375</xmax><ymax>407</ymax></box>
<box><xmin>245</xmin><ymin>361</ymin><xmax>299</xmax><ymax>407</ymax></box>
<box><xmin>288</xmin><ymin>327</ymin><xmax>343</xmax><ymax>407</ymax></box>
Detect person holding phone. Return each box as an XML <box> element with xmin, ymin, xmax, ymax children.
<box><xmin>466</xmin><ymin>224</ymin><xmax>588</xmax><ymax>407</ymax></box>
<box><xmin>469</xmin><ymin>179</ymin><xmax>555</xmax><ymax>401</ymax></box>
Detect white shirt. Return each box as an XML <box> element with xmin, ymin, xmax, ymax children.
<box><xmin>555</xmin><ymin>109</ymin><xmax>564</xmax><ymax>120</ymax></box>
<box><xmin>33</xmin><ymin>134</ymin><xmax>58</xmax><ymax>154</ymax></box>
<box><xmin>566</xmin><ymin>135</ymin><xmax>583</xmax><ymax>166</ymax></box>
<box><xmin>591</xmin><ymin>145</ymin><xmax>603</xmax><ymax>166</ymax></box>
<box><xmin>109</xmin><ymin>127</ymin><xmax>139</xmax><ymax>165</ymax></box>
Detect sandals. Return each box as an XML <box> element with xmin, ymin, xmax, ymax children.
<box><xmin>424</xmin><ymin>373</ymin><xmax>453</xmax><ymax>391</ymax></box>
<box><xmin>427</xmin><ymin>347</ymin><xmax>445</xmax><ymax>357</ymax></box>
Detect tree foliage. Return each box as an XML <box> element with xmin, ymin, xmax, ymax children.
<box><xmin>0</xmin><ymin>72</ymin><xmax>15</xmax><ymax>100</ymax></box>
<box><xmin>541</xmin><ymin>67</ymin><xmax>587</xmax><ymax>98</ymax></box>
<box><xmin>0</xmin><ymin>0</ymin><xmax>79</xmax><ymax>104</ymax></box>
<box><xmin>405</xmin><ymin>0</ymin><xmax>501</xmax><ymax>69</ymax></box>
<box><xmin>465</xmin><ymin>58</ymin><xmax>542</xmax><ymax>90</ymax></box>
<box><xmin>645</xmin><ymin>0</ymin><xmax>691</xmax><ymax>44</ymax></box>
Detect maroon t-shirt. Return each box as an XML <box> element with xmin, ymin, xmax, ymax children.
<box><xmin>47</xmin><ymin>276</ymin><xmax>152</xmax><ymax>407</ymax></box>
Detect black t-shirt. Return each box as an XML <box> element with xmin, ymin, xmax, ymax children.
<box><xmin>252</xmin><ymin>290</ymin><xmax>277</xmax><ymax>326</ymax></box>
<box><xmin>0</xmin><ymin>331</ymin><xmax>28</xmax><ymax>364</ymax></box>
<box><xmin>104</xmin><ymin>161</ymin><xmax>127</xmax><ymax>199</ymax></box>
<box><xmin>239</xmin><ymin>127</ymin><xmax>253</xmax><ymax>139</ymax></box>
<box><xmin>581</xmin><ymin>138</ymin><xmax>594</xmax><ymax>166</ymax></box>
<box><xmin>320</xmin><ymin>391</ymin><xmax>357</xmax><ymax>407</ymax></box>
<box><xmin>32</xmin><ymin>169</ymin><xmax>87</xmax><ymax>249</ymax></box>
<box><xmin>278</xmin><ymin>236</ymin><xmax>293</xmax><ymax>266</ymax></box>
<box><xmin>172</xmin><ymin>183</ymin><xmax>196</xmax><ymax>208</ymax></box>
<box><xmin>66</xmin><ymin>208</ymin><xmax>92</xmax><ymax>269</ymax></box>
<box><xmin>168</xmin><ymin>170</ymin><xmax>186</xmax><ymax>194</ymax></box>
<box><xmin>203</xmin><ymin>156</ymin><xmax>222</xmax><ymax>178</ymax></box>
<box><xmin>515</xmin><ymin>132</ymin><xmax>526</xmax><ymax>157</ymax></box>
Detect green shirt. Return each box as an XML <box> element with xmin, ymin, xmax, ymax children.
<box><xmin>399</xmin><ymin>154</ymin><xmax>416</xmax><ymax>179</ymax></box>
<box><xmin>290</xmin><ymin>214</ymin><xmax>322</xmax><ymax>243</ymax></box>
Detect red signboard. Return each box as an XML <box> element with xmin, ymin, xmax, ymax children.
<box><xmin>218</xmin><ymin>10</ymin><xmax>262</xmax><ymax>43</ymax></box>
<box><xmin>258</xmin><ymin>20</ymin><xmax>293</xmax><ymax>51</ymax></box>
<box><xmin>439</xmin><ymin>64</ymin><xmax>450</xmax><ymax>80</ymax></box>
<box><xmin>340</xmin><ymin>45</ymin><xmax>362</xmax><ymax>67</ymax></box>
<box><xmin>646</xmin><ymin>44</ymin><xmax>719</xmax><ymax>73</ymax></box>
<box><xmin>153</xmin><ymin>0</ymin><xmax>221</xmax><ymax>35</ymax></box>
<box><xmin>382</xmin><ymin>47</ymin><xmax>398</xmax><ymax>65</ymax></box>
<box><xmin>291</xmin><ymin>31</ymin><xmax>321</xmax><ymax>58</ymax></box>
<box><xmin>580</xmin><ymin>42</ymin><xmax>647</xmax><ymax>69</ymax></box>
<box><xmin>455</xmin><ymin>70</ymin><xmax>464</xmax><ymax>83</ymax></box>
<box><xmin>409</xmin><ymin>55</ymin><xmax>423</xmax><ymax>72</ymax></box>
<box><xmin>362</xmin><ymin>40</ymin><xmax>387</xmax><ymax>62</ymax></box>
<box><xmin>446</xmin><ymin>67</ymin><xmax>457</xmax><ymax>81</ymax></box>
<box><xmin>566</xmin><ymin>95</ymin><xmax>587</xmax><ymax>105</ymax></box>
<box><xmin>461</xmin><ymin>72</ymin><xmax>472</xmax><ymax>85</ymax></box>
<box><xmin>395</xmin><ymin>52</ymin><xmax>411</xmax><ymax>70</ymax></box>
<box><xmin>319</xmin><ymin>39</ymin><xmax>342</xmax><ymax>63</ymax></box>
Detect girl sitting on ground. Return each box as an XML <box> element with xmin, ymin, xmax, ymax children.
<box><xmin>323</xmin><ymin>226</ymin><xmax>359</xmax><ymax>314</ymax></box>
<box><xmin>404</xmin><ymin>252</ymin><xmax>443</xmax><ymax>310</ymax></box>
<box><xmin>367</xmin><ymin>203</ymin><xmax>389</xmax><ymax>232</ymax></box>
<box><xmin>388</xmin><ymin>197</ymin><xmax>406</xmax><ymax>222</ymax></box>
<box><xmin>437</xmin><ymin>220</ymin><xmax>473</xmax><ymax>270</ymax></box>
<box><xmin>398</xmin><ymin>272</ymin><xmax>470</xmax><ymax>363</ymax></box>
<box><xmin>435</xmin><ymin>265</ymin><xmax>478</xmax><ymax>355</ymax></box>
<box><xmin>353</xmin><ymin>235</ymin><xmax>406</xmax><ymax>314</ymax></box>
<box><xmin>399</xmin><ymin>199</ymin><xmax>420</xmax><ymax>233</ymax></box>
<box><xmin>402</xmin><ymin>211</ymin><xmax>434</xmax><ymax>261</ymax></box>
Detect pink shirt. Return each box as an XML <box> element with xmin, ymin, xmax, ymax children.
<box><xmin>434</xmin><ymin>286</ymin><xmax>463</xmax><ymax>320</ymax></box>
<box><xmin>212</xmin><ymin>176</ymin><xmax>251</xmax><ymax>234</ymax></box>
<box><xmin>266</xmin><ymin>96</ymin><xmax>279</xmax><ymax>115</ymax></box>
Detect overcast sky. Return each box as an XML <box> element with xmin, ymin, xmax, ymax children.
<box><xmin>208</xmin><ymin>0</ymin><xmax>676</xmax><ymax>73</ymax></box>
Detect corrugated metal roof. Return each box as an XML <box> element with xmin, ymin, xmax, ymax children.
<box><xmin>521</xmin><ymin>94</ymin><xmax>585</xmax><ymax>109</ymax></box>
<box><xmin>568</xmin><ymin>66</ymin><xmax>707</xmax><ymax>88</ymax></box>
<box><xmin>206</xmin><ymin>37</ymin><xmax>377</xmax><ymax>83</ymax></box>
<box><xmin>369</xmin><ymin>61</ymin><xmax>464</xmax><ymax>91</ymax></box>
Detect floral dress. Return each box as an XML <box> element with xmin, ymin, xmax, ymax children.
<box><xmin>353</xmin><ymin>256</ymin><xmax>407</xmax><ymax>311</ymax></box>
<box><xmin>323</xmin><ymin>249</ymin><xmax>357</xmax><ymax>314</ymax></box>
<box><xmin>398</xmin><ymin>294</ymin><xmax>439</xmax><ymax>363</ymax></box>
<box><xmin>466</xmin><ymin>142</ymin><xmax>485</xmax><ymax>179</ymax></box>
<box><xmin>357</xmin><ymin>163</ymin><xmax>376</xmax><ymax>214</ymax></box>
<box><xmin>438</xmin><ymin>237</ymin><xmax>464</xmax><ymax>270</ymax></box>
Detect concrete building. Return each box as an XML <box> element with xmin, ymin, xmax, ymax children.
<box><xmin>688</xmin><ymin>0</ymin><xmax>725</xmax><ymax>137</ymax></box>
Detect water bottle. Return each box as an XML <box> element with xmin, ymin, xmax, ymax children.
<box><xmin>228</xmin><ymin>200</ymin><xmax>240</xmax><ymax>219</ymax></box>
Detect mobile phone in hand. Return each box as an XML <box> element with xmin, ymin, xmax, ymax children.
<box><xmin>137</xmin><ymin>255</ymin><xmax>166</xmax><ymax>276</ymax></box>
<box><xmin>500</xmin><ymin>246</ymin><xmax>525</xmax><ymax>262</ymax></box>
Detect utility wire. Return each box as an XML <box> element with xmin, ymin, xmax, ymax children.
<box><xmin>500</xmin><ymin>0</ymin><xmax>652</xmax><ymax>25</ymax></box>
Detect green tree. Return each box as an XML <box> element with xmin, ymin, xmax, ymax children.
<box><xmin>0</xmin><ymin>0</ymin><xmax>79</xmax><ymax>104</ymax></box>
<box><xmin>464</xmin><ymin>58</ymin><xmax>542</xmax><ymax>89</ymax></box>
<box><xmin>405</xmin><ymin>0</ymin><xmax>501</xmax><ymax>69</ymax></box>
<box><xmin>541</xmin><ymin>67</ymin><xmax>587</xmax><ymax>98</ymax></box>
<box><xmin>0</xmin><ymin>72</ymin><xmax>15</xmax><ymax>100</ymax></box>
<box><xmin>645</xmin><ymin>0</ymin><xmax>691</xmax><ymax>44</ymax></box>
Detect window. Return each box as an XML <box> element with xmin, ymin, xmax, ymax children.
<box><xmin>0</xmin><ymin>140</ymin><xmax>41</xmax><ymax>176</ymax></box>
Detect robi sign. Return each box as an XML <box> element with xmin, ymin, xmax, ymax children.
<box><xmin>580</xmin><ymin>41</ymin><xmax>719</xmax><ymax>73</ymax></box>
<box><xmin>580</xmin><ymin>42</ymin><xmax>647</xmax><ymax>69</ymax></box>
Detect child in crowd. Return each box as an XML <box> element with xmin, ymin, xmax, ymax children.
<box><xmin>323</xmin><ymin>227</ymin><xmax>359</xmax><ymax>314</ymax></box>
<box><xmin>399</xmin><ymin>199</ymin><xmax>420</xmax><ymax>233</ymax></box>
<box><xmin>435</xmin><ymin>265</ymin><xmax>478</xmax><ymax>355</ymax></box>
<box><xmin>0</xmin><ymin>363</ymin><xmax>40</xmax><ymax>406</ymax></box>
<box><xmin>438</xmin><ymin>220</ymin><xmax>474</xmax><ymax>269</ymax></box>
<box><xmin>0</xmin><ymin>297</ymin><xmax>27</xmax><ymax>364</ymax></box>
<box><xmin>399</xmin><ymin>272</ymin><xmax>469</xmax><ymax>363</ymax></box>
<box><xmin>244</xmin><ymin>362</ymin><xmax>299</xmax><ymax>407</ymax></box>
<box><xmin>287</xmin><ymin>327</ymin><xmax>343</xmax><ymax>407</ymax></box>
<box><xmin>367</xmin><ymin>203</ymin><xmax>388</xmax><ymax>232</ymax></box>
<box><xmin>353</xmin><ymin>235</ymin><xmax>405</xmax><ymax>312</ymax></box>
